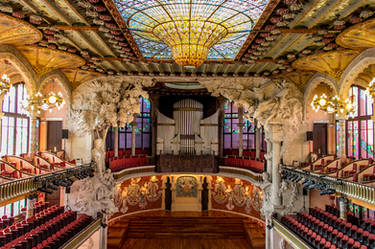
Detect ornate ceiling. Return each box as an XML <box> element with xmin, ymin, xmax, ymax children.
<box><xmin>0</xmin><ymin>0</ymin><xmax>373</xmax><ymax>87</ymax></box>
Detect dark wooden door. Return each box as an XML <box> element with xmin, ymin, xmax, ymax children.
<box><xmin>47</xmin><ymin>121</ymin><xmax>62</xmax><ymax>151</ymax></box>
<box><xmin>313</xmin><ymin>123</ymin><xmax>328</xmax><ymax>155</ymax></box>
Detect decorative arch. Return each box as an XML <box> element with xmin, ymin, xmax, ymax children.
<box><xmin>0</xmin><ymin>45</ymin><xmax>37</xmax><ymax>91</ymax></box>
<box><xmin>38</xmin><ymin>69</ymin><xmax>72</xmax><ymax>106</ymax></box>
<box><xmin>339</xmin><ymin>48</ymin><xmax>375</xmax><ymax>99</ymax></box>
<box><xmin>303</xmin><ymin>72</ymin><xmax>338</xmax><ymax>118</ymax></box>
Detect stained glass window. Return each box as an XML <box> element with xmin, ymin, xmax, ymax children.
<box><xmin>224</xmin><ymin>100</ymin><xmax>265</xmax><ymax>151</ymax></box>
<box><xmin>0</xmin><ymin>83</ymin><xmax>30</xmax><ymax>156</ymax></box>
<box><xmin>114</xmin><ymin>0</ymin><xmax>270</xmax><ymax>60</ymax></box>
<box><xmin>346</xmin><ymin>85</ymin><xmax>373</xmax><ymax>159</ymax></box>
<box><xmin>106</xmin><ymin>98</ymin><xmax>151</xmax><ymax>153</ymax></box>
<box><xmin>224</xmin><ymin>100</ymin><xmax>239</xmax><ymax>149</ymax></box>
<box><xmin>243</xmin><ymin>120</ymin><xmax>256</xmax><ymax>150</ymax></box>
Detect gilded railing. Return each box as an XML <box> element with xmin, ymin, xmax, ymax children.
<box><xmin>282</xmin><ymin>165</ymin><xmax>375</xmax><ymax>205</ymax></box>
<box><xmin>0</xmin><ymin>164</ymin><xmax>93</xmax><ymax>204</ymax></box>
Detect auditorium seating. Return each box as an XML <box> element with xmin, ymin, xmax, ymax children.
<box><xmin>0</xmin><ymin>201</ymin><xmax>93</xmax><ymax>249</ymax></box>
<box><xmin>281</xmin><ymin>205</ymin><xmax>375</xmax><ymax>249</ymax></box>
<box><xmin>224</xmin><ymin>157</ymin><xmax>264</xmax><ymax>173</ymax></box>
<box><xmin>109</xmin><ymin>156</ymin><xmax>149</xmax><ymax>172</ymax></box>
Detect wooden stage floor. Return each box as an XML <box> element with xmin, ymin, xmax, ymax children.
<box><xmin>108</xmin><ymin>211</ymin><xmax>264</xmax><ymax>249</ymax></box>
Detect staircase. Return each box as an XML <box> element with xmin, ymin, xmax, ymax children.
<box><xmin>125</xmin><ymin>216</ymin><xmax>247</xmax><ymax>239</ymax></box>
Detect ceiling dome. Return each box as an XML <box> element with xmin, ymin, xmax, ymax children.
<box><xmin>114</xmin><ymin>0</ymin><xmax>270</xmax><ymax>65</ymax></box>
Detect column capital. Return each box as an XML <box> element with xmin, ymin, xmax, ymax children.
<box><xmin>268</xmin><ymin>123</ymin><xmax>284</xmax><ymax>143</ymax></box>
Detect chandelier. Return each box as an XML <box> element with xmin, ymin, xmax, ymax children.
<box><xmin>0</xmin><ymin>74</ymin><xmax>11</xmax><ymax>96</ymax></box>
<box><xmin>24</xmin><ymin>91</ymin><xmax>65</xmax><ymax>115</ymax></box>
<box><xmin>114</xmin><ymin>0</ymin><xmax>268</xmax><ymax>66</ymax></box>
<box><xmin>365</xmin><ymin>78</ymin><xmax>375</xmax><ymax>100</ymax></box>
<box><xmin>153</xmin><ymin>20</ymin><xmax>228</xmax><ymax>67</ymax></box>
<box><xmin>311</xmin><ymin>94</ymin><xmax>355</xmax><ymax>117</ymax></box>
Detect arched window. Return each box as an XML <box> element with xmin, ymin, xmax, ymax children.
<box><xmin>346</xmin><ymin>85</ymin><xmax>373</xmax><ymax>159</ymax></box>
<box><xmin>224</xmin><ymin>101</ymin><xmax>239</xmax><ymax>149</ymax></box>
<box><xmin>106</xmin><ymin>97</ymin><xmax>151</xmax><ymax>153</ymax></box>
<box><xmin>1</xmin><ymin>82</ymin><xmax>29</xmax><ymax>156</ymax></box>
<box><xmin>223</xmin><ymin>100</ymin><xmax>266</xmax><ymax>154</ymax></box>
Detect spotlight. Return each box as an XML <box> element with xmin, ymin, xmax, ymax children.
<box><xmin>47</xmin><ymin>184</ymin><xmax>58</xmax><ymax>191</ymax></box>
<box><xmin>319</xmin><ymin>189</ymin><xmax>336</xmax><ymax>195</ymax></box>
<box><xmin>38</xmin><ymin>187</ymin><xmax>53</xmax><ymax>194</ymax></box>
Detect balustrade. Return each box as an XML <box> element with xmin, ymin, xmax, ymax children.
<box><xmin>0</xmin><ymin>164</ymin><xmax>93</xmax><ymax>204</ymax></box>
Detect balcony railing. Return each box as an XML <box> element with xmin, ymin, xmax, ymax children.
<box><xmin>282</xmin><ymin>165</ymin><xmax>375</xmax><ymax>205</ymax></box>
<box><xmin>0</xmin><ymin>164</ymin><xmax>94</xmax><ymax>204</ymax></box>
<box><xmin>272</xmin><ymin>218</ymin><xmax>312</xmax><ymax>249</ymax></box>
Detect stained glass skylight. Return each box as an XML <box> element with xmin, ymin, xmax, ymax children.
<box><xmin>114</xmin><ymin>0</ymin><xmax>270</xmax><ymax>62</ymax></box>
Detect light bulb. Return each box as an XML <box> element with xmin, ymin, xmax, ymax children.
<box><xmin>48</xmin><ymin>95</ymin><xmax>57</xmax><ymax>104</ymax></box>
<box><xmin>319</xmin><ymin>98</ymin><xmax>326</xmax><ymax>106</ymax></box>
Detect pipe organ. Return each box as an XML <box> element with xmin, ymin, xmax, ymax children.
<box><xmin>157</xmin><ymin>98</ymin><xmax>218</xmax><ymax>155</ymax></box>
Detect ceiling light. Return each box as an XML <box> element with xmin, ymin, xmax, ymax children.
<box><xmin>115</xmin><ymin>0</ymin><xmax>269</xmax><ymax>66</ymax></box>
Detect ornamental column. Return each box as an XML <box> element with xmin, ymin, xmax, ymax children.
<box><xmin>337</xmin><ymin>118</ymin><xmax>346</xmax><ymax>158</ymax></box>
<box><xmin>339</xmin><ymin>197</ymin><xmax>348</xmax><ymax>220</ymax></box>
<box><xmin>114</xmin><ymin>127</ymin><xmax>119</xmax><ymax>157</ymax></box>
<box><xmin>218</xmin><ymin>97</ymin><xmax>225</xmax><ymax>158</ymax></box>
<box><xmin>256</xmin><ymin>126</ymin><xmax>261</xmax><ymax>159</ymax></box>
<box><xmin>131</xmin><ymin>119</ymin><xmax>137</xmax><ymax>156</ymax></box>
<box><xmin>150</xmin><ymin>95</ymin><xmax>159</xmax><ymax>158</ymax></box>
<box><xmin>238</xmin><ymin>106</ymin><xmax>244</xmax><ymax>157</ymax></box>
<box><xmin>29</xmin><ymin>110</ymin><xmax>39</xmax><ymax>154</ymax></box>
<box><xmin>269</xmin><ymin>123</ymin><xmax>283</xmax><ymax>206</ymax></box>
<box><xmin>30</xmin><ymin>117</ymin><xmax>38</xmax><ymax>153</ymax></box>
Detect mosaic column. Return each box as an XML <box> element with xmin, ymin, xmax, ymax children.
<box><xmin>337</xmin><ymin>118</ymin><xmax>346</xmax><ymax>158</ymax></box>
<box><xmin>339</xmin><ymin>197</ymin><xmax>348</xmax><ymax>220</ymax></box>
<box><xmin>256</xmin><ymin>126</ymin><xmax>261</xmax><ymax>159</ymax></box>
<box><xmin>238</xmin><ymin>106</ymin><xmax>244</xmax><ymax>157</ymax></box>
<box><xmin>131</xmin><ymin>120</ymin><xmax>136</xmax><ymax>156</ymax></box>
<box><xmin>30</xmin><ymin>113</ymin><xmax>39</xmax><ymax>154</ymax></box>
<box><xmin>218</xmin><ymin>97</ymin><xmax>225</xmax><ymax>158</ymax></box>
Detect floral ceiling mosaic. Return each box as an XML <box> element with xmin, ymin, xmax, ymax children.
<box><xmin>113</xmin><ymin>0</ymin><xmax>270</xmax><ymax>60</ymax></box>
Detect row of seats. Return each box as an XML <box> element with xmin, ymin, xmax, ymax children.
<box><xmin>224</xmin><ymin>157</ymin><xmax>264</xmax><ymax>173</ymax></box>
<box><xmin>0</xmin><ymin>204</ymin><xmax>65</xmax><ymax>247</ymax></box>
<box><xmin>282</xmin><ymin>206</ymin><xmax>375</xmax><ymax>249</ymax></box>
<box><xmin>0</xmin><ymin>203</ymin><xmax>93</xmax><ymax>249</ymax></box>
<box><xmin>109</xmin><ymin>156</ymin><xmax>149</xmax><ymax>172</ymax></box>
<box><xmin>282</xmin><ymin>215</ymin><xmax>368</xmax><ymax>249</ymax></box>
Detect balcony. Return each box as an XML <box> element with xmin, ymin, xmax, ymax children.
<box><xmin>282</xmin><ymin>165</ymin><xmax>375</xmax><ymax>205</ymax></box>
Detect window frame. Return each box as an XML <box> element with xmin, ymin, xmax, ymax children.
<box><xmin>345</xmin><ymin>85</ymin><xmax>374</xmax><ymax>159</ymax></box>
<box><xmin>0</xmin><ymin>83</ymin><xmax>30</xmax><ymax>156</ymax></box>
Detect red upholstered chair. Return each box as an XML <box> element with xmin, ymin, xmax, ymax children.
<box><xmin>343</xmin><ymin>163</ymin><xmax>357</xmax><ymax>177</ymax></box>
<box><xmin>362</xmin><ymin>166</ymin><xmax>375</xmax><ymax>181</ymax></box>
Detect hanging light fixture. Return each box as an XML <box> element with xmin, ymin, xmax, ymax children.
<box><xmin>365</xmin><ymin>78</ymin><xmax>375</xmax><ymax>101</ymax></box>
<box><xmin>24</xmin><ymin>91</ymin><xmax>65</xmax><ymax>115</ymax></box>
<box><xmin>114</xmin><ymin>0</ymin><xmax>269</xmax><ymax>67</ymax></box>
<box><xmin>311</xmin><ymin>94</ymin><xmax>355</xmax><ymax>118</ymax></box>
<box><xmin>0</xmin><ymin>74</ymin><xmax>11</xmax><ymax>96</ymax></box>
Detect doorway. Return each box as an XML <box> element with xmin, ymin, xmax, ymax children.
<box><xmin>313</xmin><ymin>123</ymin><xmax>328</xmax><ymax>155</ymax></box>
<box><xmin>47</xmin><ymin>121</ymin><xmax>62</xmax><ymax>152</ymax></box>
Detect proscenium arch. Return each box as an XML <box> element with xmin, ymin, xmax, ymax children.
<box><xmin>0</xmin><ymin>45</ymin><xmax>37</xmax><ymax>92</ymax></box>
<box><xmin>339</xmin><ymin>48</ymin><xmax>375</xmax><ymax>99</ymax></box>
